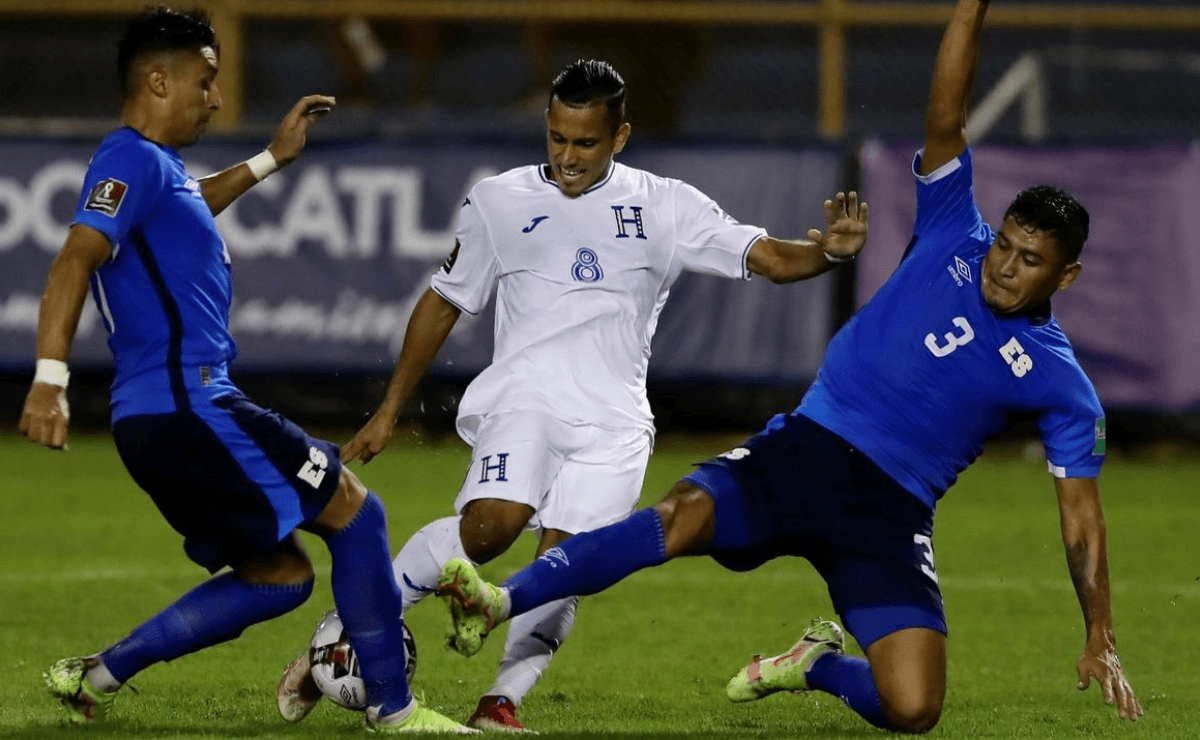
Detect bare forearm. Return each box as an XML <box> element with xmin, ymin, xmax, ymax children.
<box><xmin>199</xmin><ymin>162</ymin><xmax>261</xmax><ymax>216</ymax></box>
<box><xmin>378</xmin><ymin>289</ymin><xmax>461</xmax><ymax>418</ymax></box>
<box><xmin>1059</xmin><ymin>480</ymin><xmax>1117</xmax><ymax>646</ymax></box>
<box><xmin>747</xmin><ymin>237</ymin><xmax>839</xmax><ymax>284</ymax></box>
<box><xmin>1064</xmin><ymin>531</ymin><xmax>1116</xmax><ymax>644</ymax></box>
<box><xmin>928</xmin><ymin>0</ymin><xmax>989</xmax><ymax>131</ymax></box>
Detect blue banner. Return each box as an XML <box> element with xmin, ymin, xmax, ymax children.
<box><xmin>0</xmin><ymin>138</ymin><xmax>838</xmax><ymax>382</ymax></box>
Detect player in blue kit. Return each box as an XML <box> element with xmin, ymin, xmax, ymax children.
<box><xmin>435</xmin><ymin>0</ymin><xmax>1142</xmax><ymax>732</ymax></box>
<box><xmin>18</xmin><ymin>7</ymin><xmax>470</xmax><ymax>734</ymax></box>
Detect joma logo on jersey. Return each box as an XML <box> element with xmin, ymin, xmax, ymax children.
<box><xmin>946</xmin><ymin>256</ymin><xmax>973</xmax><ymax>287</ymax></box>
<box><xmin>612</xmin><ymin>205</ymin><xmax>647</xmax><ymax>239</ymax></box>
<box><xmin>479</xmin><ymin>453</ymin><xmax>510</xmax><ymax>483</ymax></box>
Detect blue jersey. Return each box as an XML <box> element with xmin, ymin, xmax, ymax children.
<box><xmin>73</xmin><ymin>128</ymin><xmax>237</xmax><ymax>420</ymax></box>
<box><xmin>800</xmin><ymin>149</ymin><xmax>1104</xmax><ymax>509</ymax></box>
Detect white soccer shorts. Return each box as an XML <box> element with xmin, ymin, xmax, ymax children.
<box><xmin>454</xmin><ymin>410</ymin><xmax>651</xmax><ymax>534</ymax></box>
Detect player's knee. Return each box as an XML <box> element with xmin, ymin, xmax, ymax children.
<box><xmin>882</xmin><ymin>693</ymin><xmax>943</xmax><ymax>734</ymax></box>
<box><xmin>460</xmin><ymin>499</ymin><xmax>534</xmax><ymax>563</ymax></box>
<box><xmin>306</xmin><ymin>467</ymin><xmax>368</xmax><ymax>535</ymax></box>
<box><xmin>236</xmin><ymin>533</ymin><xmax>317</xmax><ymax>586</ymax></box>
<box><xmin>653</xmin><ymin>481</ymin><xmax>716</xmax><ymax>557</ymax></box>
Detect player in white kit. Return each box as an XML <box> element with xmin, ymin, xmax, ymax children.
<box><xmin>277</xmin><ymin>59</ymin><xmax>869</xmax><ymax>732</ymax></box>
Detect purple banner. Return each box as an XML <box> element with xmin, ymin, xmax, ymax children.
<box><xmin>0</xmin><ymin>138</ymin><xmax>838</xmax><ymax>382</ymax></box>
<box><xmin>861</xmin><ymin>140</ymin><xmax>1200</xmax><ymax>410</ymax></box>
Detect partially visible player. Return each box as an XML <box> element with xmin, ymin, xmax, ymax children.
<box><xmin>434</xmin><ymin>1</ymin><xmax>1142</xmax><ymax>732</ymax></box>
<box><xmin>19</xmin><ymin>7</ymin><xmax>470</xmax><ymax>733</ymax></box>
<box><xmin>277</xmin><ymin>59</ymin><xmax>868</xmax><ymax>732</ymax></box>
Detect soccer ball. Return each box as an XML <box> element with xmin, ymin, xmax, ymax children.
<box><xmin>308</xmin><ymin>609</ymin><xmax>418</xmax><ymax>711</ymax></box>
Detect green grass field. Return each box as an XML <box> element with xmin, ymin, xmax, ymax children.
<box><xmin>1</xmin><ymin>429</ymin><xmax>1196</xmax><ymax>739</ymax></box>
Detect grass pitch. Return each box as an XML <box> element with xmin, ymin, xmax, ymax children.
<box><xmin>0</xmin><ymin>429</ymin><xmax>1197</xmax><ymax>739</ymax></box>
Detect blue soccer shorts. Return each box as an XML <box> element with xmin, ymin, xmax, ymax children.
<box><xmin>684</xmin><ymin>411</ymin><xmax>947</xmax><ymax>651</ymax></box>
<box><xmin>112</xmin><ymin>374</ymin><xmax>341</xmax><ymax>573</ymax></box>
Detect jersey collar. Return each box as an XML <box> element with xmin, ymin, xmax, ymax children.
<box><xmin>538</xmin><ymin>162</ymin><xmax>618</xmax><ymax>195</ymax></box>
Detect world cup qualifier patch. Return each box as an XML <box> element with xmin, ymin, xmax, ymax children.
<box><xmin>1093</xmin><ymin>417</ymin><xmax>1107</xmax><ymax>456</ymax></box>
<box><xmin>84</xmin><ymin>178</ymin><xmax>129</xmax><ymax>217</ymax></box>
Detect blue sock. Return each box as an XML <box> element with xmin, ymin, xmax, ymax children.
<box><xmin>101</xmin><ymin>573</ymin><xmax>312</xmax><ymax>685</ymax></box>
<box><xmin>805</xmin><ymin>652</ymin><xmax>890</xmax><ymax>729</ymax></box>
<box><xmin>322</xmin><ymin>491</ymin><xmax>411</xmax><ymax>716</ymax></box>
<box><xmin>503</xmin><ymin>508</ymin><xmax>667</xmax><ymax>617</ymax></box>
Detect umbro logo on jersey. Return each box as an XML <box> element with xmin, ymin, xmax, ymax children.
<box><xmin>522</xmin><ymin>215</ymin><xmax>549</xmax><ymax>233</ymax></box>
<box><xmin>84</xmin><ymin>178</ymin><xmax>128</xmax><ymax>217</ymax></box>
<box><xmin>946</xmin><ymin>255</ymin><xmax>973</xmax><ymax>287</ymax></box>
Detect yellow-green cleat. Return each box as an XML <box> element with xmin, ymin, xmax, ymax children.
<box><xmin>366</xmin><ymin>703</ymin><xmax>479</xmax><ymax>734</ymax></box>
<box><xmin>726</xmin><ymin>618</ymin><xmax>845</xmax><ymax>703</ymax></box>
<box><xmin>436</xmin><ymin>558</ymin><xmax>505</xmax><ymax>658</ymax></box>
<box><xmin>44</xmin><ymin>656</ymin><xmax>118</xmax><ymax>724</ymax></box>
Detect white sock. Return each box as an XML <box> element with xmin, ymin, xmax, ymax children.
<box><xmin>486</xmin><ymin>596</ymin><xmax>577</xmax><ymax>705</ymax></box>
<box><xmin>391</xmin><ymin>516</ymin><xmax>469</xmax><ymax>612</ymax></box>
<box><xmin>368</xmin><ymin>696</ymin><xmax>417</xmax><ymax>725</ymax></box>
<box><xmin>85</xmin><ymin>658</ymin><xmax>121</xmax><ymax>693</ymax></box>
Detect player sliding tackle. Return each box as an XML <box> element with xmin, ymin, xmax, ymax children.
<box><xmin>277</xmin><ymin>59</ymin><xmax>867</xmax><ymax>733</ymax></box>
<box><xmin>437</xmin><ymin>0</ymin><xmax>1142</xmax><ymax>732</ymax></box>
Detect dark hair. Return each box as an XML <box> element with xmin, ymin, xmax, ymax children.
<box><xmin>549</xmin><ymin>59</ymin><xmax>626</xmax><ymax>132</ymax></box>
<box><xmin>1003</xmin><ymin>185</ymin><xmax>1089</xmax><ymax>264</ymax></box>
<box><xmin>117</xmin><ymin>6</ymin><xmax>217</xmax><ymax>92</ymax></box>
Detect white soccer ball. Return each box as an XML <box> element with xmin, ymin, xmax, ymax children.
<box><xmin>308</xmin><ymin>609</ymin><xmax>418</xmax><ymax>711</ymax></box>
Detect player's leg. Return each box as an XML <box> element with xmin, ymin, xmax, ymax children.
<box><xmin>756</xmin><ymin>423</ymin><xmax>945</xmax><ymax>733</ymax></box>
<box><xmin>389</xmin><ymin>411</ymin><xmax>559</xmax><ymax>614</ymax></box>
<box><xmin>48</xmin><ymin>406</ymin><xmax>324</xmax><ymax>724</ymax></box>
<box><xmin>470</xmin><ymin>528</ymin><xmax>576</xmax><ymax>732</ymax></box>
<box><xmin>392</xmin><ymin>515</ymin><xmax>470</xmax><ymax>611</ymax></box>
<box><xmin>306</xmin><ymin>466</ymin><xmax>471</xmax><ymax>732</ymax></box>
<box><xmin>473</xmin><ymin>427</ymin><xmax>650</xmax><ymax>730</ymax></box>
<box><xmin>439</xmin><ymin>479</ymin><xmax>716</xmax><ymax>655</ymax></box>
<box><xmin>863</xmin><ymin>628</ymin><xmax>946</xmax><ymax>732</ymax></box>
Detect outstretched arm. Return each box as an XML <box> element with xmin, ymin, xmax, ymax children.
<box><xmin>199</xmin><ymin>94</ymin><xmax>336</xmax><ymax>216</ymax></box>
<box><xmin>1055</xmin><ymin>476</ymin><xmax>1143</xmax><ymax>721</ymax></box>
<box><xmin>746</xmin><ymin>191</ymin><xmax>868</xmax><ymax>283</ymax></box>
<box><xmin>19</xmin><ymin>225</ymin><xmax>113</xmax><ymax>449</ymax></box>
<box><xmin>340</xmin><ymin>288</ymin><xmax>462</xmax><ymax>465</ymax></box>
<box><xmin>921</xmin><ymin>0</ymin><xmax>990</xmax><ymax>176</ymax></box>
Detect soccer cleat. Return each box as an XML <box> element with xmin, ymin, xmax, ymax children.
<box><xmin>277</xmin><ymin>649</ymin><xmax>324</xmax><ymax>722</ymax></box>
<box><xmin>436</xmin><ymin>559</ymin><xmax>504</xmax><ymax>658</ymax></box>
<box><xmin>44</xmin><ymin>656</ymin><xmax>118</xmax><ymax>724</ymax></box>
<box><xmin>467</xmin><ymin>695</ymin><xmax>532</xmax><ymax>733</ymax></box>
<box><xmin>366</xmin><ymin>703</ymin><xmax>480</xmax><ymax>734</ymax></box>
<box><xmin>725</xmin><ymin>618</ymin><xmax>845</xmax><ymax>703</ymax></box>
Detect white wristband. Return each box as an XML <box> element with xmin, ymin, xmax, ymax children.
<box><xmin>824</xmin><ymin>251</ymin><xmax>856</xmax><ymax>263</ymax></box>
<box><xmin>246</xmin><ymin>150</ymin><xmax>279</xmax><ymax>181</ymax></box>
<box><xmin>35</xmin><ymin>358</ymin><xmax>70</xmax><ymax>388</ymax></box>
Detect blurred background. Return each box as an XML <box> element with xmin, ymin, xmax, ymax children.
<box><xmin>1</xmin><ymin>0</ymin><xmax>1198</xmax><ymax>447</ymax></box>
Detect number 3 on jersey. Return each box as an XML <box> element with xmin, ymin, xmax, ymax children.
<box><xmin>924</xmin><ymin>316</ymin><xmax>974</xmax><ymax>357</ymax></box>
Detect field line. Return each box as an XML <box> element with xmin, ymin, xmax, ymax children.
<box><xmin>0</xmin><ymin>567</ymin><xmax>200</xmax><ymax>584</ymax></box>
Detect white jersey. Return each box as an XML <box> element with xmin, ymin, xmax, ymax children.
<box><xmin>431</xmin><ymin>161</ymin><xmax>766</xmax><ymax>440</ymax></box>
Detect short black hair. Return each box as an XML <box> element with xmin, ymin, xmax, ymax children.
<box><xmin>1003</xmin><ymin>185</ymin><xmax>1090</xmax><ymax>264</ymax></box>
<box><xmin>549</xmin><ymin>59</ymin><xmax>626</xmax><ymax>132</ymax></box>
<box><xmin>117</xmin><ymin>6</ymin><xmax>217</xmax><ymax>93</ymax></box>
